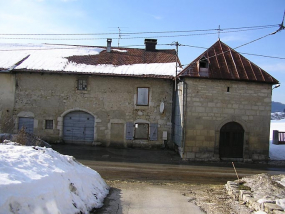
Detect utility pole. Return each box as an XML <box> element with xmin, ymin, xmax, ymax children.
<box><xmin>175</xmin><ymin>41</ymin><xmax>179</xmax><ymax>91</ymax></box>
<box><xmin>218</xmin><ymin>25</ymin><xmax>221</xmax><ymax>40</ymax></box>
<box><xmin>118</xmin><ymin>27</ymin><xmax>121</xmax><ymax>47</ymax></box>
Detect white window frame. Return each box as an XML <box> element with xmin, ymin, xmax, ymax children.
<box><xmin>137</xmin><ymin>87</ymin><xmax>149</xmax><ymax>106</ymax></box>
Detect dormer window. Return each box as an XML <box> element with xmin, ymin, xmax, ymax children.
<box><xmin>198</xmin><ymin>57</ymin><xmax>209</xmax><ymax>77</ymax></box>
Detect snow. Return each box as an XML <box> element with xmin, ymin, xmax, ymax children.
<box><xmin>0</xmin><ymin>43</ymin><xmax>179</xmax><ymax>76</ymax></box>
<box><xmin>269</xmin><ymin>118</ymin><xmax>285</xmax><ymax>160</ymax></box>
<box><xmin>253</xmin><ymin>211</ymin><xmax>267</xmax><ymax>214</ymax></box>
<box><xmin>0</xmin><ymin>143</ymin><xmax>109</xmax><ymax>214</ymax></box>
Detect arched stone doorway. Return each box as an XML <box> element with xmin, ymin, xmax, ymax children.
<box><xmin>219</xmin><ymin>122</ymin><xmax>244</xmax><ymax>159</ymax></box>
<box><xmin>63</xmin><ymin>111</ymin><xmax>95</xmax><ymax>143</ymax></box>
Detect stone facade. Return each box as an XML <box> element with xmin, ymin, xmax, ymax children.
<box><xmin>10</xmin><ymin>72</ymin><xmax>173</xmax><ymax>147</ymax></box>
<box><xmin>0</xmin><ymin>73</ymin><xmax>15</xmax><ymax>133</ymax></box>
<box><xmin>178</xmin><ymin>78</ymin><xmax>272</xmax><ymax>161</ymax></box>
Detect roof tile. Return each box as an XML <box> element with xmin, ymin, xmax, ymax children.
<box><xmin>179</xmin><ymin>40</ymin><xmax>279</xmax><ymax>84</ymax></box>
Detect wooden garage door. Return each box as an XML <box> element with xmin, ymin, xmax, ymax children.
<box><xmin>63</xmin><ymin>111</ymin><xmax>94</xmax><ymax>143</ymax></box>
<box><xmin>18</xmin><ymin>117</ymin><xmax>34</xmax><ymax>134</ymax></box>
<box><xmin>219</xmin><ymin>122</ymin><xmax>244</xmax><ymax>159</ymax></box>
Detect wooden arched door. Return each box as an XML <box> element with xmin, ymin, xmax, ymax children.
<box><xmin>219</xmin><ymin>122</ymin><xmax>244</xmax><ymax>158</ymax></box>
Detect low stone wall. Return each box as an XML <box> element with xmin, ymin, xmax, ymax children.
<box><xmin>225</xmin><ymin>181</ymin><xmax>284</xmax><ymax>213</ymax></box>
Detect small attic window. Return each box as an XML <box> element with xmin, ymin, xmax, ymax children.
<box><xmin>77</xmin><ymin>79</ymin><xmax>87</xmax><ymax>90</ymax></box>
<box><xmin>199</xmin><ymin>58</ymin><xmax>208</xmax><ymax>68</ymax></box>
<box><xmin>198</xmin><ymin>57</ymin><xmax>209</xmax><ymax>77</ymax></box>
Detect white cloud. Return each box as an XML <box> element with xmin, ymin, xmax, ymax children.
<box><xmin>152</xmin><ymin>15</ymin><xmax>163</xmax><ymax>20</ymax></box>
<box><xmin>221</xmin><ymin>34</ymin><xmax>247</xmax><ymax>42</ymax></box>
<box><xmin>260</xmin><ymin>63</ymin><xmax>285</xmax><ymax>72</ymax></box>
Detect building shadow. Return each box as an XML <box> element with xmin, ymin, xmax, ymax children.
<box><xmin>94</xmin><ymin>187</ymin><xmax>122</xmax><ymax>214</ymax></box>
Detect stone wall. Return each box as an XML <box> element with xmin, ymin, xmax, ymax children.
<box><xmin>12</xmin><ymin>72</ymin><xmax>173</xmax><ymax>147</ymax></box>
<box><xmin>0</xmin><ymin>73</ymin><xmax>15</xmax><ymax>133</ymax></box>
<box><xmin>182</xmin><ymin>78</ymin><xmax>272</xmax><ymax>161</ymax></box>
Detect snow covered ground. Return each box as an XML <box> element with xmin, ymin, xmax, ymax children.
<box><xmin>0</xmin><ymin>142</ymin><xmax>109</xmax><ymax>214</ymax></box>
<box><xmin>270</xmin><ymin>118</ymin><xmax>285</xmax><ymax>160</ymax></box>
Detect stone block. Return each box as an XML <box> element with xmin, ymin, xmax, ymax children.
<box><xmin>186</xmin><ymin>152</ymin><xmax>195</xmax><ymax>159</ymax></box>
<box><xmin>273</xmin><ymin>210</ymin><xmax>285</xmax><ymax>214</ymax></box>
<box><xmin>264</xmin><ymin>203</ymin><xmax>283</xmax><ymax>213</ymax></box>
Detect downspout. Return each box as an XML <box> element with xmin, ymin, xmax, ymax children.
<box><xmin>182</xmin><ymin>79</ymin><xmax>187</xmax><ymax>159</ymax></box>
<box><xmin>171</xmin><ymin>79</ymin><xmax>176</xmax><ymax>149</ymax></box>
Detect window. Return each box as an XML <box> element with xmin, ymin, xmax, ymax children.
<box><xmin>45</xmin><ymin>120</ymin><xmax>53</xmax><ymax>129</ymax></box>
<box><xmin>134</xmin><ymin>123</ymin><xmax>149</xmax><ymax>139</ymax></box>
<box><xmin>77</xmin><ymin>79</ymin><xmax>87</xmax><ymax>90</ymax></box>
<box><xmin>199</xmin><ymin>59</ymin><xmax>208</xmax><ymax>68</ymax></box>
<box><xmin>199</xmin><ymin>57</ymin><xmax>209</xmax><ymax>77</ymax></box>
<box><xmin>137</xmin><ymin>87</ymin><xmax>149</xmax><ymax>106</ymax></box>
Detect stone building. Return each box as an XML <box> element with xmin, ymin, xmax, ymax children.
<box><xmin>0</xmin><ymin>39</ymin><xmax>180</xmax><ymax>148</ymax></box>
<box><xmin>173</xmin><ymin>40</ymin><xmax>279</xmax><ymax>161</ymax></box>
<box><xmin>0</xmin><ymin>39</ymin><xmax>279</xmax><ymax>161</ymax></box>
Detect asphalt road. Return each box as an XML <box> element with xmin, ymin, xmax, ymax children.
<box><xmin>52</xmin><ymin>144</ymin><xmax>285</xmax><ymax>213</ymax></box>
<box><xmin>52</xmin><ymin>144</ymin><xmax>285</xmax><ymax>184</ymax></box>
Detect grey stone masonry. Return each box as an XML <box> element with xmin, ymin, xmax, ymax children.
<box><xmin>182</xmin><ymin>78</ymin><xmax>272</xmax><ymax>161</ymax></box>
<box><xmin>225</xmin><ymin>181</ymin><xmax>284</xmax><ymax>213</ymax></box>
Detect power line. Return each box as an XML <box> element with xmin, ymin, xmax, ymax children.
<box><xmin>0</xmin><ymin>28</ymin><xmax>277</xmax><ymax>40</ymax></box>
<box><xmin>0</xmin><ymin>42</ymin><xmax>284</xmax><ymax>60</ymax></box>
<box><xmin>0</xmin><ymin>24</ymin><xmax>278</xmax><ymax>36</ymax></box>
<box><xmin>0</xmin><ymin>25</ymin><xmax>279</xmax><ymax>41</ymax></box>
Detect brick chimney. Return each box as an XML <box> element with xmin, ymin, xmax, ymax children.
<box><xmin>107</xmin><ymin>38</ymin><xmax>112</xmax><ymax>52</ymax></box>
<box><xmin>144</xmin><ymin>39</ymin><xmax>157</xmax><ymax>51</ymax></box>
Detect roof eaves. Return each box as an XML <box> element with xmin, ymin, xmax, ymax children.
<box><xmin>13</xmin><ymin>69</ymin><xmax>174</xmax><ymax>79</ymax></box>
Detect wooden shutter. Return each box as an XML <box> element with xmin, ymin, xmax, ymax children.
<box><xmin>126</xmin><ymin>122</ymin><xmax>134</xmax><ymax>140</ymax></box>
<box><xmin>150</xmin><ymin>123</ymin><xmax>158</xmax><ymax>141</ymax></box>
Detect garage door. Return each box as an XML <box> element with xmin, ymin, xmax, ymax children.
<box><xmin>63</xmin><ymin>111</ymin><xmax>94</xmax><ymax>143</ymax></box>
<box><xmin>18</xmin><ymin>117</ymin><xmax>34</xmax><ymax>134</ymax></box>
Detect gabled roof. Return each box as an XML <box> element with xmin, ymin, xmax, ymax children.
<box><xmin>0</xmin><ymin>43</ymin><xmax>181</xmax><ymax>79</ymax></box>
<box><xmin>179</xmin><ymin>40</ymin><xmax>279</xmax><ymax>84</ymax></box>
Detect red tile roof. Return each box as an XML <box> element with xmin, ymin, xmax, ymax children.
<box><xmin>67</xmin><ymin>48</ymin><xmax>178</xmax><ymax>66</ymax></box>
<box><xmin>179</xmin><ymin>40</ymin><xmax>279</xmax><ymax>84</ymax></box>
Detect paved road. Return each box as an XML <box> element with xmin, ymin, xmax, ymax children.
<box><xmin>52</xmin><ymin>144</ymin><xmax>285</xmax><ymax>213</ymax></box>
<box><xmin>94</xmin><ymin>182</ymin><xmax>204</xmax><ymax>214</ymax></box>
<box><xmin>79</xmin><ymin>160</ymin><xmax>285</xmax><ymax>185</ymax></box>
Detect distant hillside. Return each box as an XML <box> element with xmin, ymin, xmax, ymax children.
<box><xmin>272</xmin><ymin>101</ymin><xmax>285</xmax><ymax>113</ymax></box>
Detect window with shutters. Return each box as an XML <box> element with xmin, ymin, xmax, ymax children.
<box><xmin>134</xmin><ymin>123</ymin><xmax>149</xmax><ymax>139</ymax></box>
<box><xmin>77</xmin><ymin>79</ymin><xmax>87</xmax><ymax>91</ymax></box>
<box><xmin>137</xmin><ymin>87</ymin><xmax>149</xmax><ymax>106</ymax></box>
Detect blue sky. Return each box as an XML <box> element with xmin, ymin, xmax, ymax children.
<box><xmin>0</xmin><ymin>0</ymin><xmax>284</xmax><ymax>102</ymax></box>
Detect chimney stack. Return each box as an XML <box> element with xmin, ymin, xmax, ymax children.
<box><xmin>144</xmin><ymin>39</ymin><xmax>157</xmax><ymax>51</ymax></box>
<box><xmin>107</xmin><ymin>38</ymin><xmax>112</xmax><ymax>52</ymax></box>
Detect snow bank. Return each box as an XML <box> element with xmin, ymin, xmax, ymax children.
<box><xmin>0</xmin><ymin>143</ymin><xmax>109</xmax><ymax>214</ymax></box>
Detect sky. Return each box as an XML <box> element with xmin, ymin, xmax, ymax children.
<box><xmin>0</xmin><ymin>0</ymin><xmax>284</xmax><ymax>102</ymax></box>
